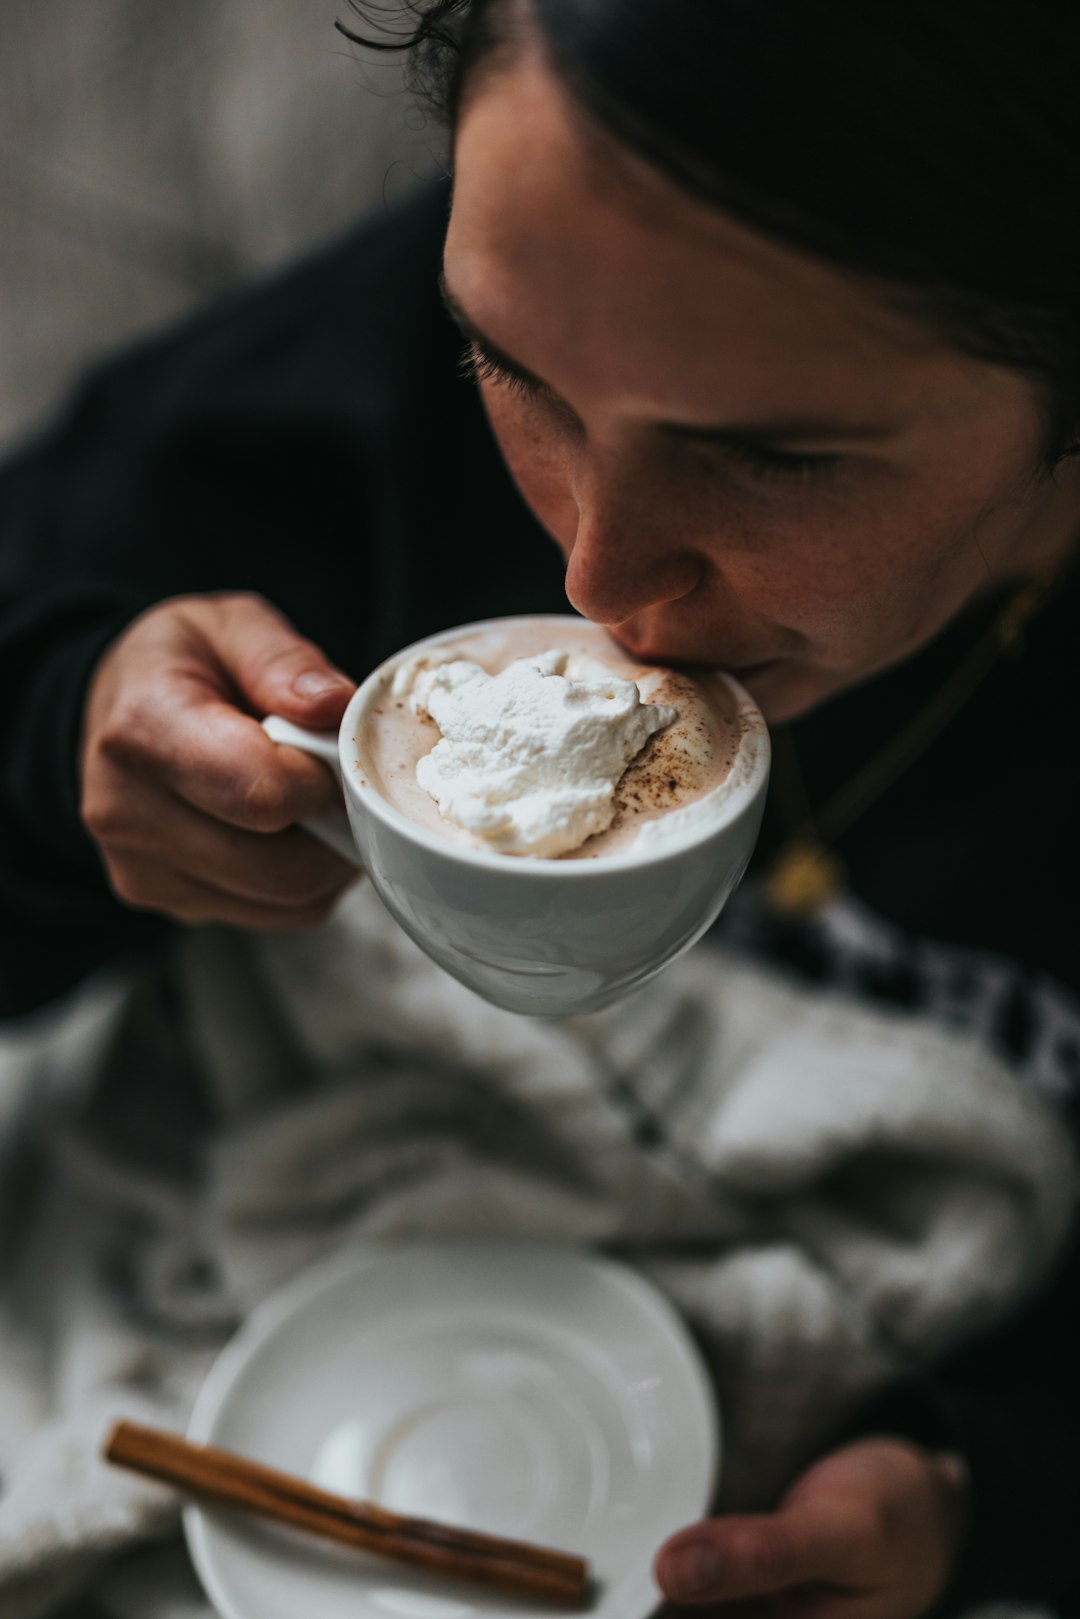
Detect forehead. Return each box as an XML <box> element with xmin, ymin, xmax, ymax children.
<box><xmin>445</xmin><ymin>52</ymin><xmax>985</xmax><ymax>427</ymax></box>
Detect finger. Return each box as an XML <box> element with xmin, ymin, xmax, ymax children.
<box><xmin>662</xmin><ymin>1592</ymin><xmax>858</xmax><ymax>1619</ymax></box>
<box><xmin>659</xmin><ymin>1602</ymin><xmax>780</xmax><ymax>1619</ymax></box>
<box><xmin>655</xmin><ymin>1509</ymin><xmax>850</xmax><ymax>1607</ymax></box>
<box><xmin>97</xmin><ymin>686</ymin><xmax>342</xmax><ymax>832</ymax></box>
<box><xmin>194</xmin><ymin>593</ymin><xmax>355</xmax><ymax>727</ymax></box>
<box><xmin>107</xmin><ymin>854</ymin><xmax>350</xmax><ymax>931</ymax></box>
<box><xmin>88</xmin><ymin>774</ymin><xmax>356</xmax><ymax>908</ymax></box>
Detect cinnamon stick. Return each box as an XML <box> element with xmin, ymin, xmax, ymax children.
<box><xmin>105</xmin><ymin>1420</ymin><xmax>591</xmax><ymax>1605</ymax></box>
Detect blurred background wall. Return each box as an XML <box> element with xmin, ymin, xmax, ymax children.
<box><xmin>0</xmin><ymin>0</ymin><xmax>440</xmax><ymax>447</ymax></box>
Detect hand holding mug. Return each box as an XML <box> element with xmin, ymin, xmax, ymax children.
<box><xmin>83</xmin><ymin>599</ymin><xmax>769</xmax><ymax>1015</ymax></box>
<box><xmin>81</xmin><ymin>592</ymin><xmax>358</xmax><ymax>929</ymax></box>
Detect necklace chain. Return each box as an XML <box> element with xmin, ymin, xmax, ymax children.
<box><xmin>762</xmin><ymin>578</ymin><xmax>1054</xmax><ymax>919</ymax></box>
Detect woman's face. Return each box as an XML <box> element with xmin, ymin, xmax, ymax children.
<box><xmin>443</xmin><ymin>50</ymin><xmax>1080</xmax><ymax>720</ymax></box>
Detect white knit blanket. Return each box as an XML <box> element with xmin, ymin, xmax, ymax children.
<box><xmin>0</xmin><ymin>885</ymin><xmax>1073</xmax><ymax>1619</ymax></box>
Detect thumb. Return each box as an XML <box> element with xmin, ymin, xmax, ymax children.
<box><xmin>202</xmin><ymin>593</ymin><xmax>356</xmax><ymax>728</ymax></box>
<box><xmin>655</xmin><ymin>1503</ymin><xmax>848</xmax><ymax>1606</ymax></box>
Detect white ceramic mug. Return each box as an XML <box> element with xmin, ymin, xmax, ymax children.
<box><xmin>264</xmin><ymin>615</ymin><xmax>770</xmax><ymax>1017</ymax></box>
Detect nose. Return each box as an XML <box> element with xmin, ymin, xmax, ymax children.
<box><xmin>562</xmin><ymin>460</ymin><xmax>705</xmax><ymax>627</ymax></box>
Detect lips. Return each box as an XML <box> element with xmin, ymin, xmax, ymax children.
<box><xmin>618</xmin><ymin>640</ymin><xmax>781</xmax><ymax>676</ymax></box>
<box><xmin>606</xmin><ymin>625</ymin><xmax>784</xmax><ymax>675</ymax></box>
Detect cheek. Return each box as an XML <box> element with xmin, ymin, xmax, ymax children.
<box><xmin>706</xmin><ymin>484</ymin><xmax>933</xmax><ymax>622</ymax></box>
<box><xmin>480</xmin><ymin>387</ymin><xmax>578</xmax><ymax>554</ymax></box>
<box><xmin>717</xmin><ymin>485</ymin><xmax>978</xmax><ymax>669</ymax></box>
<box><xmin>751</xmin><ymin>477</ymin><xmax>1012</xmax><ymax>681</ymax></box>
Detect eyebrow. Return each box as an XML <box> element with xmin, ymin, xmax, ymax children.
<box><xmin>439</xmin><ymin>272</ymin><xmax>897</xmax><ymax>448</ymax></box>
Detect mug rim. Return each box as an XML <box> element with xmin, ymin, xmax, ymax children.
<box><xmin>339</xmin><ymin>613</ymin><xmax>771</xmax><ymax>878</ymax></box>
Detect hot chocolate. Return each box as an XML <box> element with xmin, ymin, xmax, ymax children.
<box><xmin>357</xmin><ymin>618</ymin><xmax>757</xmax><ymax>862</ymax></box>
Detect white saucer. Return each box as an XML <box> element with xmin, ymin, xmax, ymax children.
<box><xmin>184</xmin><ymin>1242</ymin><xmax>719</xmax><ymax>1619</ymax></box>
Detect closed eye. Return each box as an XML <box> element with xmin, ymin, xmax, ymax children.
<box><xmin>459</xmin><ymin>341</ymin><xmax>546</xmax><ymax>403</ymax></box>
<box><xmin>461</xmin><ymin>338</ymin><xmax>841</xmax><ymax>483</ymax></box>
<box><xmin>694</xmin><ymin>437</ymin><xmax>842</xmax><ymax>484</ymax></box>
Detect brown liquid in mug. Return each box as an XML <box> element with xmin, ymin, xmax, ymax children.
<box><xmin>358</xmin><ymin>619</ymin><xmax>749</xmax><ymax>860</ymax></box>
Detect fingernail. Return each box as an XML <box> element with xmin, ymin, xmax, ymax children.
<box><xmin>293</xmin><ymin>670</ymin><xmax>348</xmax><ymax>699</ymax></box>
<box><xmin>662</xmin><ymin>1543</ymin><xmax>721</xmax><ymax>1599</ymax></box>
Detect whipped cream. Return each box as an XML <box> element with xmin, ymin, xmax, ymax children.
<box><xmin>399</xmin><ymin>650</ymin><xmax>677</xmax><ymax>857</ymax></box>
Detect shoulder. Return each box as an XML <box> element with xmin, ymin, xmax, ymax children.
<box><xmin>62</xmin><ymin>177</ymin><xmax>455</xmax><ymax>436</ymax></box>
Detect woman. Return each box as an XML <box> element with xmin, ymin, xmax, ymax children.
<box><xmin>1</xmin><ymin>2</ymin><xmax>1078</xmax><ymax>1614</ymax></box>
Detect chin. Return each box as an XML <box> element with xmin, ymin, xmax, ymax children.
<box><xmin>737</xmin><ymin>663</ymin><xmax>844</xmax><ymax>724</ymax></box>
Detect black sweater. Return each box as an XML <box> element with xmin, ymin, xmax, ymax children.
<box><xmin>1</xmin><ymin>177</ymin><xmax>1077</xmax><ymax>1615</ymax></box>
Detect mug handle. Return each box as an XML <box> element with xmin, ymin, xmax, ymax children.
<box><xmin>261</xmin><ymin>715</ymin><xmax>360</xmax><ymax>866</ymax></box>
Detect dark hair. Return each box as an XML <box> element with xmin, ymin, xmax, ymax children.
<box><xmin>340</xmin><ymin>0</ymin><xmax>1080</xmax><ymax>461</ymax></box>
